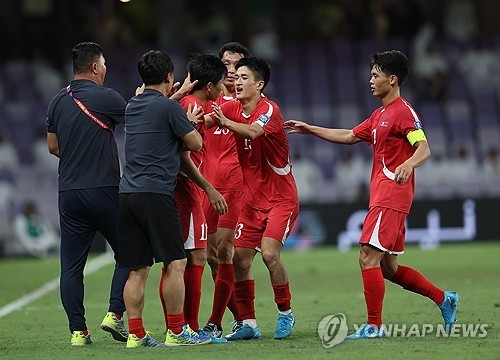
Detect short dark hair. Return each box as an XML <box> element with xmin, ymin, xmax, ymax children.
<box><xmin>235</xmin><ymin>57</ymin><xmax>271</xmax><ymax>90</ymax></box>
<box><xmin>72</xmin><ymin>42</ymin><xmax>103</xmax><ymax>74</ymax></box>
<box><xmin>188</xmin><ymin>55</ymin><xmax>227</xmax><ymax>91</ymax></box>
<box><xmin>138</xmin><ymin>50</ymin><xmax>174</xmax><ymax>86</ymax></box>
<box><xmin>370</xmin><ymin>50</ymin><xmax>409</xmax><ymax>85</ymax></box>
<box><xmin>218</xmin><ymin>42</ymin><xmax>250</xmax><ymax>59</ymax></box>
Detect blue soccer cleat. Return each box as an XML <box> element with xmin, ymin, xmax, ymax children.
<box><xmin>346</xmin><ymin>324</ymin><xmax>386</xmax><ymax>340</ymax></box>
<box><xmin>274</xmin><ymin>313</ymin><xmax>295</xmax><ymax>339</ymax></box>
<box><xmin>197</xmin><ymin>328</ymin><xmax>227</xmax><ymax>343</ymax></box>
<box><xmin>225</xmin><ymin>324</ymin><xmax>261</xmax><ymax>341</ymax></box>
<box><xmin>439</xmin><ymin>291</ymin><xmax>460</xmax><ymax>333</ymax></box>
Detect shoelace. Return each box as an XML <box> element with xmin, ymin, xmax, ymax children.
<box><xmin>277</xmin><ymin>317</ymin><xmax>292</xmax><ymax>332</ymax></box>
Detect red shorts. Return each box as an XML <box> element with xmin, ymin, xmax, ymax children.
<box><xmin>359</xmin><ymin>207</ymin><xmax>407</xmax><ymax>254</ymax></box>
<box><xmin>234</xmin><ymin>203</ymin><xmax>299</xmax><ymax>250</ymax></box>
<box><xmin>177</xmin><ymin>203</ymin><xmax>208</xmax><ymax>250</ymax></box>
<box><xmin>203</xmin><ymin>190</ymin><xmax>245</xmax><ymax>234</ymax></box>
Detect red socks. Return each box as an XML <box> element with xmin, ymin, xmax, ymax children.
<box><xmin>272</xmin><ymin>282</ymin><xmax>292</xmax><ymax>311</ymax></box>
<box><xmin>208</xmin><ymin>263</ymin><xmax>236</xmax><ymax>327</ymax></box>
<box><xmin>159</xmin><ymin>266</ymin><xmax>168</xmax><ymax>329</ymax></box>
<box><xmin>362</xmin><ymin>267</ymin><xmax>385</xmax><ymax>327</ymax></box>
<box><xmin>167</xmin><ymin>313</ymin><xmax>184</xmax><ymax>335</ymax></box>
<box><xmin>184</xmin><ymin>264</ymin><xmax>204</xmax><ymax>330</ymax></box>
<box><xmin>234</xmin><ymin>280</ymin><xmax>256</xmax><ymax>320</ymax></box>
<box><xmin>391</xmin><ymin>265</ymin><xmax>445</xmax><ymax>304</ymax></box>
<box><xmin>128</xmin><ymin>318</ymin><xmax>146</xmax><ymax>339</ymax></box>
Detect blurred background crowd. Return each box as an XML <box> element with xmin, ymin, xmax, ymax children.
<box><xmin>1</xmin><ymin>0</ymin><xmax>499</xmax><ymax>256</ymax></box>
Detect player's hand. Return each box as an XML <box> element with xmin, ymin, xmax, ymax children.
<box><xmin>135</xmin><ymin>83</ymin><xmax>145</xmax><ymax>96</ymax></box>
<box><xmin>186</xmin><ymin>103</ymin><xmax>204</xmax><ymax>125</ymax></box>
<box><xmin>211</xmin><ymin>103</ymin><xmax>228</xmax><ymax>127</ymax></box>
<box><xmin>394</xmin><ymin>162</ymin><xmax>413</xmax><ymax>184</ymax></box>
<box><xmin>169</xmin><ymin>73</ymin><xmax>198</xmax><ymax>100</ymax></box>
<box><xmin>284</xmin><ymin>120</ymin><xmax>312</xmax><ymax>135</ymax></box>
<box><xmin>206</xmin><ymin>186</ymin><xmax>228</xmax><ymax>215</ymax></box>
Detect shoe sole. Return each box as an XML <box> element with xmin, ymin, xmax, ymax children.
<box><xmin>101</xmin><ymin>323</ymin><xmax>128</xmax><ymax>342</ymax></box>
<box><xmin>71</xmin><ymin>342</ymin><xmax>90</xmax><ymax>346</ymax></box>
<box><xmin>164</xmin><ymin>340</ymin><xmax>211</xmax><ymax>346</ymax></box>
<box><xmin>227</xmin><ymin>334</ymin><xmax>261</xmax><ymax>341</ymax></box>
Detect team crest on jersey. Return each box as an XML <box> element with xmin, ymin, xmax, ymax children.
<box><xmin>414</xmin><ymin>120</ymin><xmax>423</xmax><ymax>130</ymax></box>
<box><xmin>257</xmin><ymin>114</ymin><xmax>270</xmax><ymax>124</ymax></box>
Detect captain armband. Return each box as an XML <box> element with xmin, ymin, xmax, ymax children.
<box><xmin>406</xmin><ymin>129</ymin><xmax>427</xmax><ymax>146</ymax></box>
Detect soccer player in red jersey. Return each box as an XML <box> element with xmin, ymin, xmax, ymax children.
<box><xmin>202</xmin><ymin>42</ymin><xmax>249</xmax><ymax>339</ymax></box>
<box><xmin>211</xmin><ymin>57</ymin><xmax>299</xmax><ymax>340</ymax></box>
<box><xmin>158</xmin><ymin>55</ymin><xmax>228</xmax><ymax>341</ymax></box>
<box><xmin>285</xmin><ymin>50</ymin><xmax>459</xmax><ymax>339</ymax></box>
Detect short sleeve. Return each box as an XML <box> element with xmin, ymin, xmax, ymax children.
<box><xmin>353</xmin><ymin>117</ymin><xmax>373</xmax><ymax>145</ymax></box>
<box><xmin>253</xmin><ymin>100</ymin><xmax>281</xmax><ymax>136</ymax></box>
<box><xmin>168</xmin><ymin>101</ymin><xmax>196</xmax><ymax>138</ymax></box>
<box><xmin>104</xmin><ymin>89</ymin><xmax>127</xmax><ymax>125</ymax></box>
<box><xmin>395</xmin><ymin>106</ymin><xmax>424</xmax><ymax>138</ymax></box>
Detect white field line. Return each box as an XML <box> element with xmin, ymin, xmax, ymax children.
<box><xmin>0</xmin><ymin>252</ymin><xmax>113</xmax><ymax>318</ymax></box>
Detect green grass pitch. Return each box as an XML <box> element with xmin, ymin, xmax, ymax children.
<box><xmin>0</xmin><ymin>242</ymin><xmax>498</xmax><ymax>359</ymax></box>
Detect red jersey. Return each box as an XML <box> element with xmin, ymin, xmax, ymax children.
<box><xmin>175</xmin><ymin>95</ymin><xmax>208</xmax><ymax>206</ymax></box>
<box><xmin>353</xmin><ymin>97</ymin><xmax>424</xmax><ymax>213</ymax></box>
<box><xmin>203</xmin><ymin>94</ymin><xmax>245</xmax><ymax>191</ymax></box>
<box><xmin>220</xmin><ymin>97</ymin><xmax>299</xmax><ymax>210</ymax></box>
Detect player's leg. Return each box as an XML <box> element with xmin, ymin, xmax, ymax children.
<box><xmin>117</xmin><ymin>193</ymin><xmax>163</xmax><ymax>347</ymax></box>
<box><xmin>205</xmin><ymin>227</ymin><xmax>236</xmax><ymax>336</ymax></box>
<box><xmin>204</xmin><ymin>194</ymin><xmax>220</xmax><ymax>274</ymax></box>
<box><xmin>94</xmin><ymin>187</ymin><xmax>129</xmax><ymax>342</ymax></box>
<box><xmin>383</xmin><ymin>253</ymin><xmax>459</xmax><ymax>333</ymax></box>
<box><xmin>205</xmin><ymin>190</ymin><xmax>244</xmax><ymax>335</ymax></box>
<box><xmin>226</xmin><ymin>246</ymin><xmax>260</xmax><ymax>340</ymax></box>
<box><xmin>124</xmin><ymin>266</ymin><xmax>150</xmax><ymax>340</ymax></box>
<box><xmin>162</xmin><ymin>258</ymin><xmax>187</xmax><ymax>335</ymax></box>
<box><xmin>346</xmin><ymin>207</ymin><xmax>394</xmax><ymax>340</ymax></box>
<box><xmin>217</xmin><ymin>228</ymin><xmax>241</xmax><ymax>324</ymax></box>
<box><xmin>261</xmin><ymin>203</ymin><xmax>299</xmax><ymax>339</ymax></box>
<box><xmin>184</xmin><ymin>248</ymin><xmax>206</xmax><ymax>331</ymax></box>
<box><xmin>58</xmin><ymin>190</ymin><xmax>95</xmax><ymax>345</ymax></box>
<box><xmin>261</xmin><ymin>236</ymin><xmax>295</xmax><ymax>339</ymax></box>
<box><xmin>206</xmin><ymin>231</ymin><xmax>219</xmax><ymax>274</ymax></box>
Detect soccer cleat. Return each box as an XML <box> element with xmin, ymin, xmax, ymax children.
<box><xmin>225</xmin><ymin>324</ymin><xmax>261</xmax><ymax>341</ymax></box>
<box><xmin>71</xmin><ymin>331</ymin><xmax>92</xmax><ymax>346</ymax></box>
<box><xmin>197</xmin><ymin>328</ymin><xmax>227</xmax><ymax>343</ymax></box>
<box><xmin>274</xmin><ymin>313</ymin><xmax>295</xmax><ymax>339</ymax></box>
<box><xmin>346</xmin><ymin>324</ymin><xmax>386</xmax><ymax>340</ymax></box>
<box><xmin>126</xmin><ymin>333</ymin><xmax>163</xmax><ymax>348</ymax></box>
<box><xmin>203</xmin><ymin>322</ymin><xmax>223</xmax><ymax>338</ymax></box>
<box><xmin>439</xmin><ymin>291</ymin><xmax>460</xmax><ymax>333</ymax></box>
<box><xmin>225</xmin><ymin>320</ymin><xmax>243</xmax><ymax>339</ymax></box>
<box><xmin>100</xmin><ymin>312</ymin><xmax>128</xmax><ymax>342</ymax></box>
<box><xmin>164</xmin><ymin>325</ymin><xmax>212</xmax><ymax>346</ymax></box>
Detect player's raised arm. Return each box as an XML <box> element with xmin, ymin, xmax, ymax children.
<box><xmin>169</xmin><ymin>73</ymin><xmax>199</xmax><ymax>100</ymax></box>
<box><xmin>212</xmin><ymin>103</ymin><xmax>264</xmax><ymax>140</ymax></box>
<box><xmin>284</xmin><ymin>120</ymin><xmax>362</xmax><ymax>145</ymax></box>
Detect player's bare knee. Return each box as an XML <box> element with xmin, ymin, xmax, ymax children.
<box><xmin>358</xmin><ymin>246</ymin><xmax>382</xmax><ymax>269</ymax></box>
<box><xmin>217</xmin><ymin>243</ymin><xmax>233</xmax><ymax>263</ymax></box>
<box><xmin>233</xmin><ymin>251</ymin><xmax>251</xmax><ymax>274</ymax></box>
<box><xmin>166</xmin><ymin>258</ymin><xmax>187</xmax><ymax>275</ymax></box>
<box><xmin>261</xmin><ymin>249</ymin><xmax>280</xmax><ymax>270</ymax></box>
<box><xmin>207</xmin><ymin>252</ymin><xmax>218</xmax><ymax>270</ymax></box>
